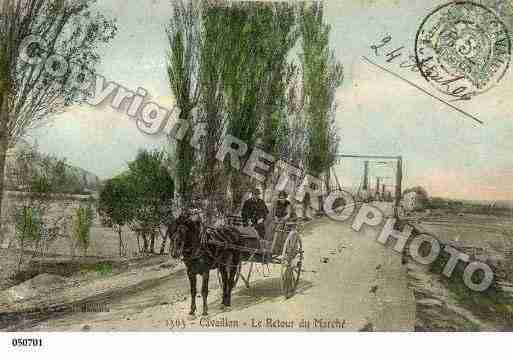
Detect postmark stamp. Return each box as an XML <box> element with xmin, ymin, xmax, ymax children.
<box><xmin>415</xmin><ymin>1</ymin><xmax>512</xmax><ymax>99</ymax></box>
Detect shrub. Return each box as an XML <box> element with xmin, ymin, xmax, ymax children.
<box><xmin>73</xmin><ymin>204</ymin><xmax>95</xmax><ymax>256</ymax></box>
<box><xmin>14</xmin><ymin>206</ymin><xmax>42</xmax><ymax>271</ymax></box>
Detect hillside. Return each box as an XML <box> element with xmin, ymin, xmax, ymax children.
<box><xmin>4</xmin><ymin>140</ymin><xmax>100</xmax><ymax>194</ymax></box>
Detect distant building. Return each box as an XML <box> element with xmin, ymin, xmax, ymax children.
<box><xmin>403</xmin><ymin>191</ymin><xmax>418</xmax><ymax>211</ymax></box>
<box><xmin>402</xmin><ymin>186</ymin><xmax>428</xmax><ymax>212</ymax></box>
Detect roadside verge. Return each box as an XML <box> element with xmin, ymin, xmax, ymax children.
<box><xmin>0</xmin><ymin>259</ymin><xmax>184</xmax><ymax>330</ymax></box>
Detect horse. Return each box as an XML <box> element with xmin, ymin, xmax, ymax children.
<box><xmin>169</xmin><ymin>214</ymin><xmax>242</xmax><ymax>316</ymax></box>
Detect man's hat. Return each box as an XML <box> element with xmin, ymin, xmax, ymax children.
<box><xmin>190</xmin><ymin>208</ymin><xmax>202</xmax><ymax>215</ymax></box>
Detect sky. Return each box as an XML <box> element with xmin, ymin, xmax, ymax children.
<box><xmin>30</xmin><ymin>0</ymin><xmax>513</xmax><ymax>201</ymax></box>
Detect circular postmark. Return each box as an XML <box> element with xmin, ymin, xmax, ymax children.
<box><xmin>415</xmin><ymin>1</ymin><xmax>511</xmax><ymax>100</ymax></box>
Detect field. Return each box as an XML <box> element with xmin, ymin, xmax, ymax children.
<box><xmin>0</xmin><ymin>220</ymin><xmax>168</xmax><ymax>292</ymax></box>
<box><xmin>404</xmin><ymin>209</ymin><xmax>513</xmax><ymax>330</ymax></box>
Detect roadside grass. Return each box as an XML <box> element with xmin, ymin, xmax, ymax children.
<box><xmin>10</xmin><ymin>260</ymin><xmax>118</xmax><ymax>287</ymax></box>
<box><xmin>443</xmin><ymin>276</ymin><xmax>513</xmax><ymax>329</ymax></box>
<box><xmin>403</xmin><ymin>223</ymin><xmax>513</xmax><ymax>330</ymax></box>
<box><xmin>428</xmin><ymin>250</ymin><xmax>513</xmax><ymax>329</ymax></box>
<box><xmin>94</xmin><ymin>262</ymin><xmax>113</xmax><ymax>276</ymax></box>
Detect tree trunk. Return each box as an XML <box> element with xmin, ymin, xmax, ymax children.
<box><xmin>203</xmin><ymin>144</ymin><xmax>221</xmax><ymax>224</ymax></box>
<box><xmin>159</xmin><ymin>227</ymin><xmax>168</xmax><ymax>255</ymax></box>
<box><xmin>159</xmin><ymin>236</ymin><xmax>167</xmax><ymax>255</ymax></box>
<box><xmin>17</xmin><ymin>235</ymin><xmax>24</xmax><ymax>272</ymax></box>
<box><xmin>118</xmin><ymin>228</ymin><xmax>123</xmax><ymax>257</ymax></box>
<box><xmin>302</xmin><ymin>192</ymin><xmax>311</xmax><ymax>219</ymax></box>
<box><xmin>231</xmin><ymin>174</ymin><xmax>249</xmax><ymax>215</ymax></box>
<box><xmin>177</xmin><ymin>120</ymin><xmax>194</xmax><ymax>207</ymax></box>
<box><xmin>142</xmin><ymin>233</ymin><xmax>148</xmax><ymax>253</ymax></box>
<box><xmin>150</xmin><ymin>231</ymin><xmax>155</xmax><ymax>254</ymax></box>
<box><xmin>318</xmin><ymin>195</ymin><xmax>324</xmax><ymax>216</ymax></box>
<box><xmin>38</xmin><ymin>235</ymin><xmax>46</xmax><ymax>274</ymax></box>
<box><xmin>70</xmin><ymin>238</ymin><xmax>76</xmax><ymax>260</ymax></box>
<box><xmin>0</xmin><ymin>133</ymin><xmax>8</xmax><ymax>241</ymax></box>
<box><xmin>136</xmin><ymin>233</ymin><xmax>141</xmax><ymax>254</ymax></box>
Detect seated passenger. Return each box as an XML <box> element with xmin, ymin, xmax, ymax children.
<box><xmin>274</xmin><ymin>191</ymin><xmax>291</xmax><ymax>222</ymax></box>
<box><xmin>241</xmin><ymin>188</ymin><xmax>269</xmax><ymax>239</ymax></box>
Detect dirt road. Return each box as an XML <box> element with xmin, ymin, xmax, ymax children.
<box><xmin>30</xmin><ymin>215</ymin><xmax>416</xmax><ymax>331</ymax></box>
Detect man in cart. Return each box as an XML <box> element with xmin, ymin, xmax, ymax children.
<box><xmin>241</xmin><ymin>188</ymin><xmax>269</xmax><ymax>240</ymax></box>
<box><xmin>274</xmin><ymin>190</ymin><xmax>292</xmax><ymax>222</ymax></box>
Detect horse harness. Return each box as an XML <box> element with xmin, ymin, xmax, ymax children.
<box><xmin>175</xmin><ymin>220</ymin><xmax>241</xmax><ymax>269</ymax></box>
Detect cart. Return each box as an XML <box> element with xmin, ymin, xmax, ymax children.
<box><xmin>209</xmin><ymin>217</ymin><xmax>304</xmax><ymax>299</ymax></box>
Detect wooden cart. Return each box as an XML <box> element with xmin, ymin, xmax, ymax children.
<box><xmin>210</xmin><ymin>218</ymin><xmax>304</xmax><ymax>299</ymax></box>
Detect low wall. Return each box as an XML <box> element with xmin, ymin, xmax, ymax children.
<box><xmin>0</xmin><ymin>191</ymin><xmax>163</xmax><ymax>259</ymax></box>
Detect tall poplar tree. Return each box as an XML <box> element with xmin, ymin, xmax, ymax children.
<box><xmin>301</xmin><ymin>1</ymin><xmax>343</xmax><ymax>207</ymax></box>
<box><xmin>166</xmin><ymin>0</ymin><xmax>201</xmax><ymax>207</ymax></box>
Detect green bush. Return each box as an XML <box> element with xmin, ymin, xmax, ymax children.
<box><xmin>73</xmin><ymin>205</ymin><xmax>95</xmax><ymax>256</ymax></box>
<box><xmin>14</xmin><ymin>206</ymin><xmax>42</xmax><ymax>245</ymax></box>
<box><xmin>95</xmin><ymin>262</ymin><xmax>113</xmax><ymax>276</ymax></box>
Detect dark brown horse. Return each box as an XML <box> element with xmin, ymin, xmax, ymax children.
<box><xmin>170</xmin><ymin>214</ymin><xmax>242</xmax><ymax>316</ymax></box>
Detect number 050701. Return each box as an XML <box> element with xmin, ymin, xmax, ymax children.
<box><xmin>11</xmin><ymin>338</ymin><xmax>43</xmax><ymax>347</ymax></box>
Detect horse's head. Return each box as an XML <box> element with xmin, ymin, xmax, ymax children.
<box><xmin>169</xmin><ymin>223</ymin><xmax>186</xmax><ymax>259</ymax></box>
<box><xmin>169</xmin><ymin>213</ymin><xmax>201</xmax><ymax>259</ymax></box>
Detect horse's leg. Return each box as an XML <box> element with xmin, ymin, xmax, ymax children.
<box><xmin>201</xmin><ymin>270</ymin><xmax>210</xmax><ymax>316</ymax></box>
<box><xmin>226</xmin><ymin>253</ymin><xmax>239</xmax><ymax>307</ymax></box>
<box><xmin>188</xmin><ymin>270</ymin><xmax>197</xmax><ymax>316</ymax></box>
<box><xmin>219</xmin><ymin>265</ymin><xmax>229</xmax><ymax>307</ymax></box>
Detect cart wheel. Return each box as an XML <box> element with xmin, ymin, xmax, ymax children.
<box><xmin>281</xmin><ymin>230</ymin><xmax>303</xmax><ymax>299</ymax></box>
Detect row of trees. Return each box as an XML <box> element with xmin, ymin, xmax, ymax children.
<box><xmin>9</xmin><ymin>146</ymin><xmax>173</xmax><ymax>265</ymax></box>
<box><xmin>166</xmin><ymin>0</ymin><xmax>343</xmax><ymax>218</ymax></box>
<box><xmin>98</xmin><ymin>149</ymin><xmax>174</xmax><ymax>256</ymax></box>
